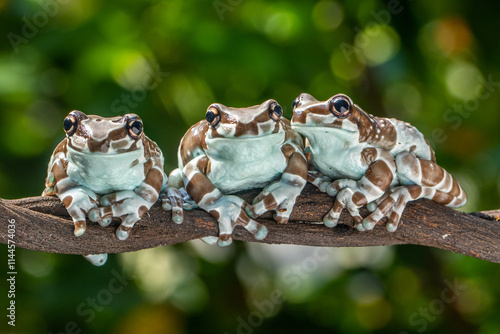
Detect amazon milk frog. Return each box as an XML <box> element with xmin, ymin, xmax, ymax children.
<box><xmin>169</xmin><ymin>100</ymin><xmax>308</xmax><ymax>246</ymax></box>
<box><xmin>43</xmin><ymin>111</ymin><xmax>190</xmax><ymax>265</ymax></box>
<box><xmin>291</xmin><ymin>93</ymin><xmax>467</xmax><ymax>232</ymax></box>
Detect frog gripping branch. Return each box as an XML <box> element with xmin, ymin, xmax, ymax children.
<box><xmin>169</xmin><ymin>100</ymin><xmax>308</xmax><ymax>247</ymax></box>
<box><xmin>42</xmin><ymin>111</ymin><xmax>188</xmax><ymax>265</ymax></box>
<box><xmin>291</xmin><ymin>93</ymin><xmax>467</xmax><ymax>232</ymax></box>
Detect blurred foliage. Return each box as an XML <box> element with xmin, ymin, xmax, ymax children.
<box><xmin>0</xmin><ymin>0</ymin><xmax>499</xmax><ymax>333</ymax></box>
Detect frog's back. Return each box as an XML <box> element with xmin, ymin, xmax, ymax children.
<box><xmin>384</xmin><ymin>117</ymin><xmax>436</xmax><ymax>162</ymax></box>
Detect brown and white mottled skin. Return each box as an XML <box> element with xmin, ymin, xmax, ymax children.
<box><xmin>169</xmin><ymin>99</ymin><xmax>308</xmax><ymax>246</ymax></box>
<box><xmin>291</xmin><ymin>93</ymin><xmax>467</xmax><ymax>232</ymax></box>
<box><xmin>42</xmin><ymin>111</ymin><xmax>188</xmax><ymax>265</ymax></box>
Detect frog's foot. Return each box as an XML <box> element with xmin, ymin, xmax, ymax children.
<box><xmin>247</xmin><ymin>174</ymin><xmax>306</xmax><ymax>224</ymax></box>
<box><xmin>363</xmin><ymin>184</ymin><xmax>460</xmax><ymax>232</ymax></box>
<box><xmin>205</xmin><ymin>195</ymin><xmax>268</xmax><ymax>247</ymax></box>
<box><xmin>362</xmin><ymin>186</ymin><xmax>415</xmax><ymax>231</ymax></box>
<box><xmin>83</xmin><ymin>254</ymin><xmax>108</xmax><ymax>266</ymax></box>
<box><xmin>324</xmin><ymin>179</ymin><xmax>358</xmax><ymax>197</ymax></box>
<box><xmin>160</xmin><ymin>187</ymin><xmax>197</xmax><ymax>224</ymax></box>
<box><xmin>323</xmin><ymin>187</ymin><xmax>364</xmax><ymax>229</ymax></box>
<box><xmin>60</xmin><ymin>188</ymin><xmax>99</xmax><ymax>237</ymax></box>
<box><xmin>307</xmin><ymin>171</ymin><xmax>333</xmax><ymax>192</ymax></box>
<box><xmin>92</xmin><ymin>190</ymin><xmax>152</xmax><ymax>240</ymax></box>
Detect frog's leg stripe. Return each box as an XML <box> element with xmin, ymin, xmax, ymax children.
<box><xmin>362</xmin><ymin>152</ymin><xmax>467</xmax><ymax>231</ymax></box>
<box><xmin>184</xmin><ymin>156</ymin><xmax>267</xmax><ymax>246</ymax></box>
<box><xmin>307</xmin><ymin>171</ymin><xmax>333</xmax><ymax>192</ymax></box>
<box><xmin>322</xmin><ymin>148</ymin><xmax>396</xmax><ymax>229</ymax></box>
<box><xmin>43</xmin><ymin>157</ymin><xmax>98</xmax><ymax>237</ymax></box>
<box><xmin>248</xmin><ymin>151</ymin><xmax>307</xmax><ymax>224</ymax></box>
<box><xmin>90</xmin><ymin>154</ymin><xmax>166</xmax><ymax>240</ymax></box>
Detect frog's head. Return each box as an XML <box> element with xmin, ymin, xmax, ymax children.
<box><xmin>204</xmin><ymin>99</ymin><xmax>284</xmax><ymax>139</ymax></box>
<box><xmin>291</xmin><ymin>93</ymin><xmax>359</xmax><ymax>133</ymax></box>
<box><xmin>63</xmin><ymin>110</ymin><xmax>144</xmax><ymax>154</ymax></box>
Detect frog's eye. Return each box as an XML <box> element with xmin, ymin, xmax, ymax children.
<box><xmin>329</xmin><ymin>95</ymin><xmax>352</xmax><ymax>118</ymax></box>
<box><xmin>206</xmin><ymin>106</ymin><xmax>220</xmax><ymax>127</ymax></box>
<box><xmin>268</xmin><ymin>102</ymin><xmax>282</xmax><ymax>122</ymax></box>
<box><xmin>63</xmin><ymin>115</ymin><xmax>77</xmax><ymax>136</ymax></box>
<box><xmin>127</xmin><ymin>118</ymin><xmax>143</xmax><ymax>139</ymax></box>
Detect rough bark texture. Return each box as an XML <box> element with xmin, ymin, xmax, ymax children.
<box><xmin>1</xmin><ymin>184</ymin><xmax>499</xmax><ymax>263</ymax></box>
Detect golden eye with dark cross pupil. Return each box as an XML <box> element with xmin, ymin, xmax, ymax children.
<box><xmin>63</xmin><ymin>115</ymin><xmax>77</xmax><ymax>136</ymax></box>
<box><xmin>206</xmin><ymin>106</ymin><xmax>220</xmax><ymax>127</ymax></box>
<box><xmin>269</xmin><ymin>102</ymin><xmax>282</xmax><ymax>122</ymax></box>
<box><xmin>128</xmin><ymin>119</ymin><xmax>143</xmax><ymax>139</ymax></box>
<box><xmin>330</xmin><ymin>96</ymin><xmax>351</xmax><ymax>118</ymax></box>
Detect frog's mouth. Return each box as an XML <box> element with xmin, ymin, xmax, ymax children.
<box><xmin>67</xmin><ymin>138</ymin><xmax>141</xmax><ymax>155</ymax></box>
<box><xmin>205</xmin><ymin>131</ymin><xmax>285</xmax><ymax>162</ymax></box>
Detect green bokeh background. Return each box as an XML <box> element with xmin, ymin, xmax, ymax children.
<box><xmin>1</xmin><ymin>0</ymin><xmax>499</xmax><ymax>333</ymax></box>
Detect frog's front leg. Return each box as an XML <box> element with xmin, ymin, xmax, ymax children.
<box><xmin>42</xmin><ymin>157</ymin><xmax>99</xmax><ymax>237</ymax></box>
<box><xmin>322</xmin><ymin>148</ymin><xmax>396</xmax><ymax>230</ymax></box>
<box><xmin>184</xmin><ymin>156</ymin><xmax>268</xmax><ymax>247</ymax></box>
<box><xmin>247</xmin><ymin>149</ymin><xmax>308</xmax><ymax>224</ymax></box>
<box><xmin>89</xmin><ymin>156</ymin><xmax>165</xmax><ymax>240</ymax></box>
<box><xmin>362</xmin><ymin>152</ymin><xmax>467</xmax><ymax>231</ymax></box>
<box><xmin>160</xmin><ymin>168</ymin><xmax>198</xmax><ymax>224</ymax></box>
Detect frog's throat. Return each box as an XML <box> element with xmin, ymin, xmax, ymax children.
<box><xmin>205</xmin><ymin>131</ymin><xmax>286</xmax><ymax>162</ymax></box>
<box><xmin>67</xmin><ymin>145</ymin><xmax>146</xmax><ymax>164</ymax></box>
<box><xmin>66</xmin><ymin>145</ymin><xmax>147</xmax><ymax>193</ymax></box>
<box><xmin>291</xmin><ymin>125</ymin><xmax>360</xmax><ymax>150</ymax></box>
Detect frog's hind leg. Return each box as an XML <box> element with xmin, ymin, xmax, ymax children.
<box><xmin>363</xmin><ymin>152</ymin><xmax>467</xmax><ymax>231</ymax></box>
<box><xmin>322</xmin><ymin>148</ymin><xmax>396</xmax><ymax>230</ymax></box>
<box><xmin>183</xmin><ymin>156</ymin><xmax>268</xmax><ymax>247</ymax></box>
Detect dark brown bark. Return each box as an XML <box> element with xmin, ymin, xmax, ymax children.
<box><xmin>1</xmin><ymin>184</ymin><xmax>499</xmax><ymax>263</ymax></box>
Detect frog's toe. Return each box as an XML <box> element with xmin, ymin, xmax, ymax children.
<box><xmin>244</xmin><ymin>205</ymin><xmax>257</xmax><ymax>219</ymax></box>
<box><xmin>84</xmin><ymin>254</ymin><xmax>108</xmax><ymax>266</ymax></box>
<box><xmin>201</xmin><ymin>236</ymin><xmax>219</xmax><ymax>245</ymax></box>
<box><xmin>99</xmin><ymin>217</ymin><xmax>112</xmax><ymax>227</ymax></box>
<box><xmin>254</xmin><ymin>225</ymin><xmax>268</xmax><ymax>240</ymax></box>
<box><xmin>182</xmin><ymin>202</ymin><xmax>195</xmax><ymax>210</ymax></box>
<box><xmin>386</xmin><ymin>211</ymin><xmax>402</xmax><ymax>232</ymax></box>
<box><xmin>361</xmin><ymin>218</ymin><xmax>376</xmax><ymax>231</ymax></box>
<box><xmin>88</xmin><ymin>208</ymin><xmax>100</xmax><ymax>222</ymax></box>
<box><xmin>217</xmin><ymin>234</ymin><xmax>233</xmax><ymax>247</ymax></box>
<box><xmin>73</xmin><ymin>221</ymin><xmax>86</xmax><ymax>237</ymax></box>
<box><xmin>356</xmin><ymin>223</ymin><xmax>367</xmax><ymax>232</ymax></box>
<box><xmin>172</xmin><ymin>208</ymin><xmax>183</xmax><ymax>224</ymax></box>
<box><xmin>386</xmin><ymin>223</ymin><xmax>398</xmax><ymax>232</ymax></box>
<box><xmin>323</xmin><ymin>215</ymin><xmax>338</xmax><ymax>228</ymax></box>
<box><xmin>366</xmin><ymin>202</ymin><xmax>378</xmax><ymax>212</ymax></box>
<box><xmin>116</xmin><ymin>226</ymin><xmax>131</xmax><ymax>241</ymax></box>
<box><xmin>161</xmin><ymin>200</ymin><xmax>172</xmax><ymax>211</ymax></box>
<box><xmin>326</xmin><ymin>183</ymin><xmax>340</xmax><ymax>197</ymax></box>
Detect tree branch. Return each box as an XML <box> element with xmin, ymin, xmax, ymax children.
<box><xmin>1</xmin><ymin>184</ymin><xmax>499</xmax><ymax>263</ymax></box>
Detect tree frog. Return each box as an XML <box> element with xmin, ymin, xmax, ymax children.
<box><xmin>291</xmin><ymin>93</ymin><xmax>467</xmax><ymax>232</ymax></box>
<box><xmin>169</xmin><ymin>99</ymin><xmax>308</xmax><ymax>246</ymax></box>
<box><xmin>42</xmin><ymin>110</ymin><xmax>189</xmax><ymax>265</ymax></box>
